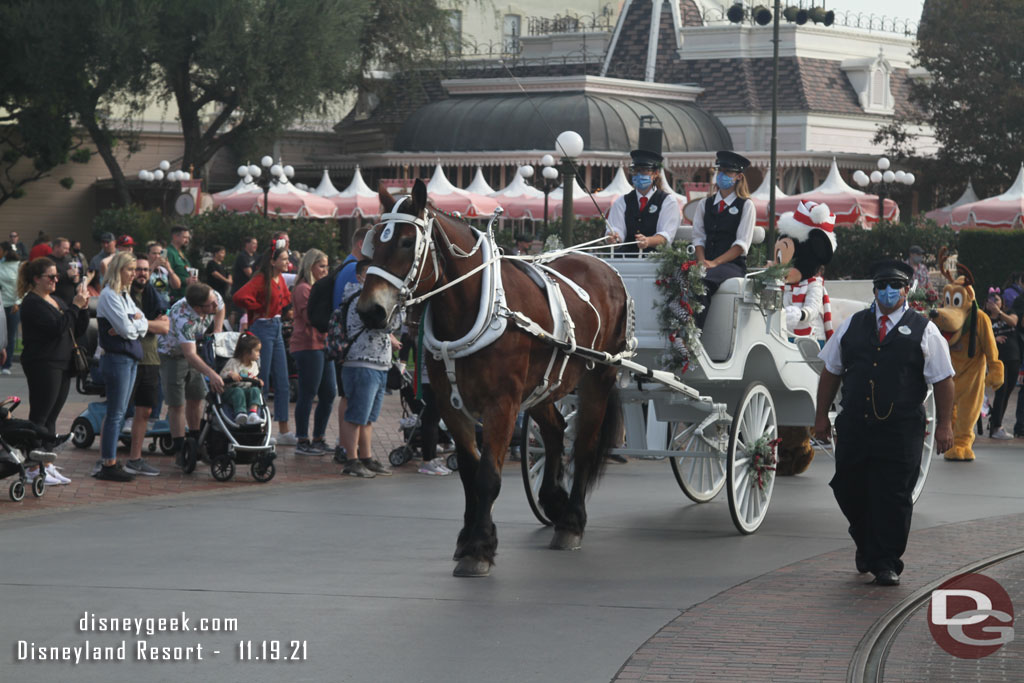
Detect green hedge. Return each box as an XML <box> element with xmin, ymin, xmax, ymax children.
<box><xmin>91</xmin><ymin>206</ymin><xmax>347</xmax><ymax>266</ymax></box>
<box><xmin>826</xmin><ymin>219</ymin><xmax>958</xmax><ymax>280</ymax></box>
<box><xmin>957</xmin><ymin>229</ymin><xmax>1024</xmax><ymax>292</ymax></box>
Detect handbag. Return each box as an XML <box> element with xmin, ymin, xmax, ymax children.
<box><xmin>386</xmin><ymin>362</ymin><xmax>404</xmax><ymax>391</ymax></box>
<box><xmin>69</xmin><ymin>330</ymin><xmax>90</xmax><ymax>378</ymax></box>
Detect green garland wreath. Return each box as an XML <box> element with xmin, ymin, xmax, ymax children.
<box><xmin>748</xmin><ymin>434</ymin><xmax>782</xmax><ymax>492</ymax></box>
<box><xmin>652</xmin><ymin>241</ymin><xmax>705</xmax><ymax>373</ymax></box>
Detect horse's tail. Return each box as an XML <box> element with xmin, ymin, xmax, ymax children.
<box><xmin>587</xmin><ymin>384</ymin><xmax>622</xmax><ymax>491</ymax></box>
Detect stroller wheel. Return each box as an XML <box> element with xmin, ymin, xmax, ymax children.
<box><xmin>158</xmin><ymin>434</ymin><xmax>175</xmax><ymax>455</ymax></box>
<box><xmin>446</xmin><ymin>453</ymin><xmax>459</xmax><ymax>472</ymax></box>
<box><xmin>9</xmin><ymin>480</ymin><xmax>25</xmax><ymax>502</ymax></box>
<box><xmin>211</xmin><ymin>457</ymin><xmax>235</xmax><ymax>482</ymax></box>
<box><xmin>250</xmin><ymin>459</ymin><xmax>276</xmax><ymax>483</ymax></box>
<box><xmin>181</xmin><ymin>438</ymin><xmax>198</xmax><ymax>474</ymax></box>
<box><xmin>32</xmin><ymin>476</ymin><xmax>45</xmax><ymax>498</ymax></box>
<box><xmin>71</xmin><ymin>417</ymin><xmax>95</xmax><ymax>449</ymax></box>
<box><xmin>389</xmin><ymin>446</ymin><xmax>413</xmax><ymax>467</ymax></box>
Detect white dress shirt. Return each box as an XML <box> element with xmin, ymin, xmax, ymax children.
<box><xmin>819</xmin><ymin>302</ymin><xmax>955</xmax><ymax>385</ymax></box>
<box><xmin>606</xmin><ymin>188</ymin><xmax>681</xmax><ymax>244</ymax></box>
<box><xmin>691</xmin><ymin>192</ymin><xmax>757</xmax><ymax>255</ymax></box>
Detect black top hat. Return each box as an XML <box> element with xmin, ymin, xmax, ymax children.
<box><xmin>714</xmin><ymin>150</ymin><xmax>751</xmax><ymax>172</ymax></box>
<box><xmin>870</xmin><ymin>259</ymin><xmax>914</xmax><ymax>284</ymax></box>
<box><xmin>629</xmin><ymin>149</ymin><xmax>663</xmax><ymax>169</ymax></box>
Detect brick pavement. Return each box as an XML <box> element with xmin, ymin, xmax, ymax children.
<box><xmin>614</xmin><ymin>511</ymin><xmax>1024</xmax><ymax>682</ymax></box>
<box><xmin>0</xmin><ymin>390</ymin><xmax>434</xmax><ymax>518</ymax></box>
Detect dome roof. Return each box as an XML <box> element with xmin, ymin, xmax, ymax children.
<box><xmin>392</xmin><ymin>92</ymin><xmax>732</xmax><ymax>154</ymax></box>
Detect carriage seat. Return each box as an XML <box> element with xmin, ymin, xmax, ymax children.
<box><xmin>701</xmin><ymin>277</ymin><xmax>744</xmax><ymax>363</ymax></box>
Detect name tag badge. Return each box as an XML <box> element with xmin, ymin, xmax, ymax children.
<box><xmin>898</xmin><ymin>325</ymin><xmax>911</xmax><ymax>335</ymax></box>
<box><xmin>649</xmin><ymin>204</ymin><xmax>658</xmax><ymax>214</ymax></box>
<box><xmin>728</xmin><ymin>206</ymin><xmax>739</xmax><ymax>215</ymax></box>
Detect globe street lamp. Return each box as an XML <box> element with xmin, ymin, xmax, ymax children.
<box><xmin>555</xmin><ymin>130</ymin><xmax>584</xmax><ymax>247</ymax></box>
<box><xmin>237</xmin><ymin>155</ymin><xmax>296</xmax><ymax>218</ymax></box>
<box><xmin>852</xmin><ymin>157</ymin><xmax>917</xmax><ymax>224</ymax></box>
<box><xmin>138</xmin><ymin>160</ymin><xmax>191</xmax><ymax>214</ymax></box>
<box><xmin>519</xmin><ymin>155</ymin><xmax>560</xmax><ymax>236</ymax></box>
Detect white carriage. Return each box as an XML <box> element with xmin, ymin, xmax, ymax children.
<box><xmin>520</xmin><ymin>255</ymin><xmax>937</xmax><ymax>534</ymax></box>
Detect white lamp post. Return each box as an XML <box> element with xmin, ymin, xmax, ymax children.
<box><xmin>138</xmin><ymin>160</ymin><xmax>190</xmax><ymax>213</ymax></box>
<box><xmin>555</xmin><ymin>131</ymin><xmax>584</xmax><ymax>246</ymax></box>
<box><xmin>238</xmin><ymin>155</ymin><xmax>295</xmax><ymax>217</ymax></box>
<box><xmin>853</xmin><ymin>156</ymin><xmax>917</xmax><ymax>223</ymax></box>
<box><xmin>519</xmin><ymin>156</ymin><xmax>560</xmax><ymax>235</ymax></box>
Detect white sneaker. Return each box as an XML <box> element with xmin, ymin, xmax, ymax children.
<box><xmin>0</xmin><ymin>368</ymin><xmax>11</xmax><ymax>375</ymax></box>
<box><xmin>247</xmin><ymin>412</ymin><xmax>263</xmax><ymax>425</ymax></box>
<box><xmin>25</xmin><ymin>467</ymin><xmax>62</xmax><ymax>486</ymax></box>
<box><xmin>418</xmin><ymin>459</ymin><xmax>451</xmax><ymax>476</ymax></box>
<box><xmin>276</xmin><ymin>432</ymin><xmax>298</xmax><ymax>446</ymax></box>
<box><xmin>45</xmin><ymin>463</ymin><xmax>71</xmax><ymax>484</ymax></box>
<box><xmin>235</xmin><ymin>412</ymin><xmax>248</xmax><ymax>426</ymax></box>
<box><xmin>121</xmin><ymin>417</ymin><xmax>133</xmax><ymax>433</ymax></box>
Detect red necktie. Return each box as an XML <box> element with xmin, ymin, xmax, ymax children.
<box><xmin>718</xmin><ymin>200</ymin><xmax>726</xmax><ymax>213</ymax></box>
<box><xmin>878</xmin><ymin>314</ymin><xmax>890</xmax><ymax>342</ymax></box>
<box><xmin>639</xmin><ymin>196</ymin><xmax>648</xmax><ymax>212</ymax></box>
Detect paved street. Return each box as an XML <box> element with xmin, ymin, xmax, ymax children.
<box><xmin>1</xmin><ymin>366</ymin><xmax>1023</xmax><ymax>682</ymax></box>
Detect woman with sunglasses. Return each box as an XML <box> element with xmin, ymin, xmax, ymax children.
<box><xmin>17</xmin><ymin>257</ymin><xmax>90</xmax><ymax>435</ymax></box>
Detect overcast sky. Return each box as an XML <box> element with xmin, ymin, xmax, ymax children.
<box><xmin>820</xmin><ymin>0</ymin><xmax>924</xmax><ymax>22</ymax></box>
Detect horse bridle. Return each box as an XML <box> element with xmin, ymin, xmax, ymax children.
<box><xmin>363</xmin><ymin>196</ymin><xmax>441</xmax><ymax>304</ymax></box>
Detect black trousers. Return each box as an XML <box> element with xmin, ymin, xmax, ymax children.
<box><xmin>420</xmin><ymin>383</ymin><xmax>441</xmax><ymax>462</ymax></box>
<box><xmin>829</xmin><ymin>412</ymin><xmax>924</xmax><ymax>575</ymax></box>
<box><xmin>697</xmin><ymin>261</ymin><xmax>745</xmax><ymax>328</ymax></box>
<box><xmin>991</xmin><ymin>355</ymin><xmax>1021</xmax><ymax>434</ymax></box>
<box><xmin>23</xmin><ymin>362</ymin><xmax>72</xmax><ymax>436</ymax></box>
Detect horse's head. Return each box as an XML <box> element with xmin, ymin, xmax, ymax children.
<box><xmin>357</xmin><ymin>178</ymin><xmax>437</xmax><ymax>329</ymax></box>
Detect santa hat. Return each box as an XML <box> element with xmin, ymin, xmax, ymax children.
<box><xmin>778</xmin><ymin>200</ymin><xmax>837</xmax><ymax>252</ymax></box>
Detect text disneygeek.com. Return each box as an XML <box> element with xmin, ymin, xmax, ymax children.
<box><xmin>14</xmin><ymin>612</ymin><xmax>308</xmax><ymax>664</ymax></box>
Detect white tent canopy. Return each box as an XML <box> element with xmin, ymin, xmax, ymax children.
<box><xmin>493</xmin><ymin>167</ymin><xmax>544</xmax><ymax>199</ymax></box>
<box><xmin>465</xmin><ymin>167</ymin><xmax>496</xmax><ymax>196</ymax></box>
<box><xmin>808</xmin><ymin>158</ymin><xmax>865</xmax><ymax>195</ymax></box>
<box><xmin>595</xmin><ymin>168</ymin><xmax>633</xmax><ymax>196</ymax></box>
<box><xmin>312</xmin><ymin>169</ymin><xmax>341</xmax><ymax>197</ymax></box>
<box><xmin>337</xmin><ymin>165</ymin><xmax>377</xmax><ymax>198</ymax></box>
<box><xmin>750</xmin><ymin>172</ymin><xmax>788</xmax><ymax>200</ymax></box>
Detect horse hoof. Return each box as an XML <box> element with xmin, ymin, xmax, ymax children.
<box><xmin>549</xmin><ymin>530</ymin><xmax>582</xmax><ymax>551</ymax></box>
<box><xmin>453</xmin><ymin>558</ymin><xmax>492</xmax><ymax>577</ymax></box>
<box><xmin>452</xmin><ymin>549</ymin><xmax>465</xmax><ymax>561</ymax></box>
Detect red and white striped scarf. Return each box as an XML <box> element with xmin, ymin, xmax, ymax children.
<box><xmin>786</xmin><ymin>276</ymin><xmax>834</xmax><ymax>340</ymax></box>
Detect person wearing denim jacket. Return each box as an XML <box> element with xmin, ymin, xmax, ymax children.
<box><xmin>95</xmin><ymin>252</ymin><xmax>148</xmax><ymax>481</ymax></box>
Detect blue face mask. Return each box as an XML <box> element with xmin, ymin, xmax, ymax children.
<box><xmin>716</xmin><ymin>172</ymin><xmax>735</xmax><ymax>190</ymax></box>
<box><xmin>632</xmin><ymin>174</ymin><xmax>653</xmax><ymax>192</ymax></box>
<box><xmin>877</xmin><ymin>285</ymin><xmax>902</xmax><ymax>309</ymax></box>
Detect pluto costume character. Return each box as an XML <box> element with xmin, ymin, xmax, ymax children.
<box><xmin>928</xmin><ymin>254</ymin><xmax>1003</xmax><ymax>461</ymax></box>
<box><xmin>773</xmin><ymin>200</ymin><xmax>837</xmax><ymax>476</ymax></box>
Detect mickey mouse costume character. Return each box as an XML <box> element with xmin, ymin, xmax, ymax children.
<box><xmin>693</xmin><ymin>151</ymin><xmax>756</xmax><ymax>326</ymax></box>
<box><xmin>814</xmin><ymin>259</ymin><xmax>955</xmax><ymax>586</ymax></box>
<box><xmin>605</xmin><ymin>138</ymin><xmax>680</xmax><ymax>255</ymax></box>
<box><xmin>772</xmin><ymin>200</ymin><xmax>837</xmax><ymax>476</ymax></box>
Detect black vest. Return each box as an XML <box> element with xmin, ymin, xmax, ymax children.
<box><xmin>839</xmin><ymin>307</ymin><xmax>928</xmax><ymax>423</ymax></box>
<box><xmin>702</xmin><ymin>196</ymin><xmax>748</xmax><ymax>269</ymax></box>
<box><xmin>620</xmin><ymin>190</ymin><xmax>668</xmax><ymax>255</ymax></box>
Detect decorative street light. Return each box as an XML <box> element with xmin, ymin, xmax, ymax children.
<box><xmin>852</xmin><ymin>157</ymin><xmax>917</xmax><ymax>223</ymax></box>
<box><xmin>138</xmin><ymin>160</ymin><xmax>191</xmax><ymax>214</ymax></box>
<box><xmin>519</xmin><ymin>154</ymin><xmax>560</xmax><ymax>235</ymax></box>
<box><xmin>237</xmin><ymin>155</ymin><xmax>296</xmax><ymax>218</ymax></box>
<box><xmin>555</xmin><ymin>130</ymin><xmax>584</xmax><ymax>247</ymax></box>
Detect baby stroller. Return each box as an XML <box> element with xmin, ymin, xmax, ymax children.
<box><xmin>0</xmin><ymin>397</ymin><xmax>64</xmax><ymax>501</ymax></box>
<box><xmin>388</xmin><ymin>370</ymin><xmax>459</xmax><ymax>471</ymax></box>
<box><xmin>181</xmin><ymin>332</ymin><xmax>276</xmax><ymax>483</ymax></box>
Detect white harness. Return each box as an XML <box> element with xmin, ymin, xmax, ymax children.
<box><xmin>366</xmin><ymin>200</ymin><xmax>634</xmax><ymax>420</ymax></box>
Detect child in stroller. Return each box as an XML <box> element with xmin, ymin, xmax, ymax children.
<box><xmin>220</xmin><ymin>333</ymin><xmax>266</xmax><ymax>426</ymax></box>
<box><xmin>0</xmin><ymin>397</ymin><xmax>71</xmax><ymax>500</ymax></box>
<box><xmin>180</xmin><ymin>332</ymin><xmax>276</xmax><ymax>483</ymax></box>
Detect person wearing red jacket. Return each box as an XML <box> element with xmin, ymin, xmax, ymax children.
<box><xmin>232</xmin><ymin>246</ymin><xmax>296</xmax><ymax>444</ymax></box>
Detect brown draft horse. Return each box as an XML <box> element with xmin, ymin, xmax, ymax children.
<box><xmin>357</xmin><ymin>179</ymin><xmax>630</xmax><ymax>577</ymax></box>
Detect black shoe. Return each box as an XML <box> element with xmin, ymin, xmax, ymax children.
<box><xmin>333</xmin><ymin>446</ymin><xmax>349</xmax><ymax>465</ymax></box>
<box><xmin>874</xmin><ymin>569</ymin><xmax>900</xmax><ymax>586</ymax></box>
<box><xmin>855</xmin><ymin>551</ymin><xmax>868</xmax><ymax>574</ymax></box>
<box><xmin>94</xmin><ymin>464</ymin><xmax>135</xmax><ymax>482</ymax></box>
<box><xmin>607</xmin><ymin>453</ymin><xmax>628</xmax><ymax>464</ymax></box>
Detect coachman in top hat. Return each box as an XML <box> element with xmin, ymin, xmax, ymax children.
<box><xmin>814</xmin><ymin>259</ymin><xmax>955</xmax><ymax>586</ymax></box>
<box><xmin>605</xmin><ymin>126</ymin><xmax>681</xmax><ymax>254</ymax></box>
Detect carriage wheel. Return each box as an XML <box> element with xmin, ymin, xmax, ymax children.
<box><xmin>71</xmin><ymin>418</ymin><xmax>95</xmax><ymax>449</ymax></box>
<box><xmin>912</xmin><ymin>387</ymin><xmax>936</xmax><ymax>504</ymax></box>
<box><xmin>519</xmin><ymin>396</ymin><xmax>577</xmax><ymax>526</ymax></box>
<box><xmin>668</xmin><ymin>420</ymin><xmax>727</xmax><ymax>503</ymax></box>
<box><xmin>726</xmin><ymin>382</ymin><xmax>778</xmax><ymax>535</ymax></box>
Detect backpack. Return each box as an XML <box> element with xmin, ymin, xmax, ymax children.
<box><xmin>308</xmin><ymin>263</ymin><xmax>345</xmax><ymax>334</ymax></box>
<box><xmin>325</xmin><ymin>291</ymin><xmax>364</xmax><ymax>361</ymax></box>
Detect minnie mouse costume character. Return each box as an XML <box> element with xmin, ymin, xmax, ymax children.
<box><xmin>770</xmin><ymin>200</ymin><xmax>838</xmax><ymax>476</ymax></box>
